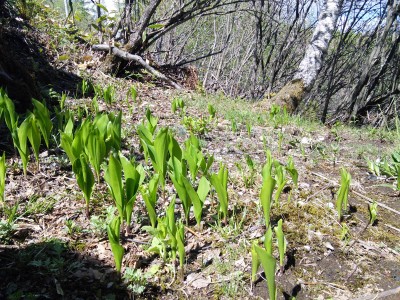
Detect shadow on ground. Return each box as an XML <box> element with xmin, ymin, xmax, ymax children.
<box><xmin>0</xmin><ymin>239</ymin><xmax>129</xmax><ymax>299</ymax></box>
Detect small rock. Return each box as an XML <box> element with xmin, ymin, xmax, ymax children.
<box><xmin>324</xmin><ymin>242</ymin><xmax>335</xmax><ymax>251</ymax></box>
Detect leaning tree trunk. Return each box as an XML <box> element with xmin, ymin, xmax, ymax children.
<box><xmin>266</xmin><ymin>0</ymin><xmax>343</xmax><ymax>113</ymax></box>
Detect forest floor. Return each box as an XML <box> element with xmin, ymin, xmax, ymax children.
<box><xmin>0</xmin><ymin>15</ymin><xmax>400</xmax><ymax>300</ymax></box>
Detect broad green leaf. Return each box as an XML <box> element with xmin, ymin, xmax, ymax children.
<box><xmin>260</xmin><ymin>175</ymin><xmax>276</xmax><ymax>228</ymax></box>
<box><xmin>197</xmin><ymin>176</ymin><xmax>210</xmax><ymax>203</ymax></box>
<box><xmin>86</xmin><ymin>129</ymin><xmax>106</xmax><ymax>181</ymax></box>
<box><xmin>145</xmin><ymin>107</ymin><xmax>157</xmax><ymax>134</ymax></box>
<box><xmin>153</xmin><ymin>128</ymin><xmax>169</xmax><ymax>188</ymax></box>
<box><xmin>141</xmin><ymin>175</ymin><xmax>159</xmax><ymax>228</ymax></box>
<box><xmin>27</xmin><ymin>115</ymin><xmax>41</xmax><ymax>164</ymax></box>
<box><xmin>60</xmin><ymin>132</ymin><xmax>75</xmax><ymax>163</ymax></box>
<box><xmin>120</xmin><ymin>154</ymin><xmax>143</xmax><ymax>225</ymax></box>
<box><xmin>93</xmin><ymin>113</ymin><xmax>109</xmax><ymax>137</ymax></box>
<box><xmin>107</xmin><ymin>216</ymin><xmax>124</xmax><ymax>272</ymax></box>
<box><xmin>105</xmin><ymin>154</ymin><xmax>124</xmax><ymax>219</ymax></box>
<box><xmin>286</xmin><ymin>157</ymin><xmax>298</xmax><ymax>187</ymax></box>
<box><xmin>254</xmin><ymin>245</ymin><xmax>277</xmax><ymax>300</ymax></box>
<box><xmin>63</xmin><ymin>117</ymin><xmax>74</xmax><ymax>138</ymax></box>
<box><xmin>17</xmin><ymin>117</ymin><xmax>30</xmax><ymax>176</ymax></box>
<box><xmin>109</xmin><ymin>111</ymin><xmax>122</xmax><ymax>151</ymax></box>
<box><xmin>169</xmin><ymin>133</ymin><xmax>182</xmax><ymax>161</ymax></box>
<box><xmin>0</xmin><ymin>89</ymin><xmax>18</xmax><ymax>132</ymax></box>
<box><xmin>96</xmin><ymin>3</ymin><xmax>108</xmax><ymax>12</ymax></box>
<box><xmin>32</xmin><ymin>99</ymin><xmax>52</xmax><ymax>147</ymax></box>
<box><xmin>169</xmin><ymin>168</ymin><xmax>190</xmax><ymax>223</ymax></box>
<box><xmin>210</xmin><ymin>164</ymin><xmax>228</xmax><ymax>222</ymax></box>
<box><xmin>181</xmin><ymin>175</ymin><xmax>203</xmax><ymax>226</ymax></box>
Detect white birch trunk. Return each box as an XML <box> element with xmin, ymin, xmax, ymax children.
<box><xmin>265</xmin><ymin>0</ymin><xmax>343</xmax><ymax>112</ymax></box>
<box><xmin>294</xmin><ymin>0</ymin><xmax>343</xmax><ymax>89</ymax></box>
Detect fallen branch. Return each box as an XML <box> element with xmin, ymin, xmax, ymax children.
<box><xmin>92</xmin><ymin>44</ymin><xmax>182</xmax><ymax>89</ymax></box>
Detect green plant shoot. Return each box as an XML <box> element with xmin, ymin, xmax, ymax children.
<box><xmin>176</xmin><ymin>220</ymin><xmax>185</xmax><ymax>271</ymax></box>
<box><xmin>73</xmin><ymin>154</ymin><xmax>95</xmax><ymax>218</ymax></box>
<box><xmin>210</xmin><ymin>164</ymin><xmax>228</xmax><ymax>224</ymax></box>
<box><xmin>141</xmin><ymin>175</ymin><xmax>159</xmax><ymax>228</ymax></box>
<box><xmin>181</xmin><ymin>176</ymin><xmax>210</xmax><ymax>226</ymax></box>
<box><xmin>153</xmin><ymin>127</ymin><xmax>169</xmax><ymax>190</ymax></box>
<box><xmin>107</xmin><ymin>216</ymin><xmax>124</xmax><ymax>272</ymax></box>
<box><xmin>104</xmin><ymin>154</ymin><xmax>124</xmax><ymax>220</ymax></box>
<box><xmin>169</xmin><ymin>158</ymin><xmax>191</xmax><ymax>224</ymax></box>
<box><xmin>274</xmin><ymin>219</ymin><xmax>287</xmax><ymax>273</ymax></box>
<box><xmin>32</xmin><ymin>99</ymin><xmax>53</xmax><ymax>148</ymax></box>
<box><xmin>120</xmin><ymin>154</ymin><xmax>145</xmax><ymax>232</ymax></box>
<box><xmin>274</xmin><ymin>163</ymin><xmax>287</xmax><ymax>205</ymax></box>
<box><xmin>264</xmin><ymin>226</ymin><xmax>273</xmax><ymax>255</ymax></box>
<box><xmin>369</xmin><ymin>201</ymin><xmax>378</xmax><ymax>225</ymax></box>
<box><xmin>336</xmin><ymin>168</ymin><xmax>351</xmax><ymax>221</ymax></box>
<box><xmin>86</xmin><ymin>128</ymin><xmax>106</xmax><ymax>182</ymax></box>
<box><xmin>251</xmin><ymin>242</ymin><xmax>260</xmax><ymax>282</ymax></box>
<box><xmin>260</xmin><ymin>173</ymin><xmax>276</xmax><ymax>229</ymax></box>
<box><xmin>286</xmin><ymin>157</ymin><xmax>298</xmax><ymax>187</ymax></box>
<box><xmin>254</xmin><ymin>244</ymin><xmax>277</xmax><ymax>300</ymax></box>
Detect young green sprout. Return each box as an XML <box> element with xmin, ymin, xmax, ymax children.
<box><xmin>336</xmin><ymin>168</ymin><xmax>351</xmax><ymax>221</ymax></box>
<box><xmin>260</xmin><ymin>170</ymin><xmax>276</xmax><ymax>229</ymax></box>
<box><xmin>176</xmin><ymin>220</ymin><xmax>185</xmax><ymax>279</ymax></box>
<box><xmin>107</xmin><ymin>216</ymin><xmax>124</xmax><ymax>273</ymax></box>
<box><xmin>210</xmin><ymin>163</ymin><xmax>229</xmax><ymax>224</ymax></box>
<box><xmin>368</xmin><ymin>201</ymin><xmax>378</xmax><ymax>226</ymax></box>
<box><xmin>73</xmin><ymin>154</ymin><xmax>95</xmax><ymax>218</ymax></box>
<box><xmin>274</xmin><ymin>219</ymin><xmax>287</xmax><ymax>274</ymax></box>
<box><xmin>253</xmin><ymin>244</ymin><xmax>277</xmax><ymax>300</ymax></box>
<box><xmin>141</xmin><ymin>175</ymin><xmax>159</xmax><ymax>228</ymax></box>
<box><xmin>182</xmin><ymin>176</ymin><xmax>210</xmax><ymax>227</ymax></box>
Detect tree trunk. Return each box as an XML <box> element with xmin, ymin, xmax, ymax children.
<box><xmin>125</xmin><ymin>0</ymin><xmax>162</xmax><ymax>54</ymax></box>
<box><xmin>335</xmin><ymin>0</ymin><xmax>400</xmax><ymax>122</ymax></box>
<box><xmin>266</xmin><ymin>0</ymin><xmax>343</xmax><ymax>113</ymax></box>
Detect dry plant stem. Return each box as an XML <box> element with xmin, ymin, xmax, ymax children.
<box><xmin>311</xmin><ymin>172</ymin><xmax>400</xmax><ymax>216</ymax></box>
<box><xmin>301</xmin><ymin>281</ymin><xmax>348</xmax><ymax>290</ymax></box>
<box><xmin>92</xmin><ymin>44</ymin><xmax>182</xmax><ymax>89</ymax></box>
<box><xmin>184</xmin><ymin>225</ymin><xmax>201</xmax><ymax>239</ymax></box>
<box><xmin>353</xmin><ymin>285</ymin><xmax>400</xmax><ymax>300</ymax></box>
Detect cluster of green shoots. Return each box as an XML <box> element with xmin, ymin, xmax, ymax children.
<box><xmin>366</xmin><ymin>150</ymin><xmax>400</xmax><ymax>192</ymax></box>
<box><xmin>251</xmin><ymin>150</ymin><xmax>298</xmax><ymax>299</ymax></box>
<box><xmin>60</xmin><ymin>110</ymin><xmax>122</xmax><ymax>218</ymax></box>
<box><xmin>172</xmin><ymin>97</ymin><xmax>217</xmax><ymax>136</ymax></box>
<box><xmin>0</xmin><ymin>88</ymin><xmax>53</xmax><ymax>176</ymax></box>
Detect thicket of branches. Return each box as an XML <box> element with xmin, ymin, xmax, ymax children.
<box><xmin>24</xmin><ymin>0</ymin><xmax>400</xmax><ymax>126</ymax></box>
